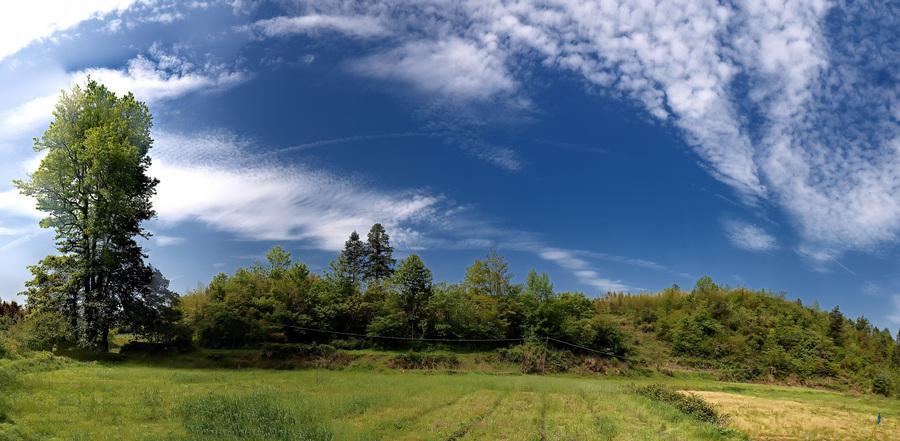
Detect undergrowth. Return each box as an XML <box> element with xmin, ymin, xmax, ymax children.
<box><xmin>635</xmin><ymin>383</ymin><xmax>730</xmax><ymax>426</ymax></box>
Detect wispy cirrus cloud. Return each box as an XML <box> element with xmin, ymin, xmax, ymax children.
<box><xmin>352</xmin><ymin>38</ymin><xmax>516</xmax><ymax>102</ymax></box>
<box><xmin>255</xmin><ymin>0</ymin><xmax>899</xmax><ymax>269</ymax></box>
<box><xmin>154</xmin><ymin>235</ymin><xmax>186</xmax><ymax>247</ymax></box>
<box><xmin>724</xmin><ymin>219</ymin><xmax>779</xmax><ymax>252</ymax></box>
<box><xmin>239</xmin><ymin>14</ymin><xmax>390</xmax><ymax>39</ymax></box>
<box><xmin>535</xmin><ymin>247</ymin><xmax>633</xmax><ymax>292</ymax></box>
<box><xmin>150</xmin><ymin>130</ymin><xmax>441</xmax><ymax>251</ymax></box>
<box><xmin>0</xmin><ymin>43</ymin><xmax>246</xmax><ymax>144</ymax></box>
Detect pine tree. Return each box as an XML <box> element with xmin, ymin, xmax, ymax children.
<box><xmin>828</xmin><ymin>306</ymin><xmax>846</xmax><ymax>346</ymax></box>
<box><xmin>365</xmin><ymin>223</ymin><xmax>395</xmax><ymax>281</ymax></box>
<box><xmin>340</xmin><ymin>231</ymin><xmax>367</xmax><ymax>285</ymax></box>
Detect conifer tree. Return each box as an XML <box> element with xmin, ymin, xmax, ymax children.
<box><xmin>828</xmin><ymin>306</ymin><xmax>846</xmax><ymax>346</ymax></box>
<box><xmin>365</xmin><ymin>223</ymin><xmax>395</xmax><ymax>281</ymax></box>
<box><xmin>340</xmin><ymin>231</ymin><xmax>367</xmax><ymax>285</ymax></box>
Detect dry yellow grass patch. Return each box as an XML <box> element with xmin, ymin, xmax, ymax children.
<box><xmin>690</xmin><ymin>391</ymin><xmax>896</xmax><ymax>441</ymax></box>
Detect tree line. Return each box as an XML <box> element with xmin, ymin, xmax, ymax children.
<box><xmin>179</xmin><ymin>224</ymin><xmax>628</xmax><ymax>356</ymax></box>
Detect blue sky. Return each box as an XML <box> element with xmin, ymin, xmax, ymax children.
<box><xmin>1</xmin><ymin>0</ymin><xmax>899</xmax><ymax>331</ymax></box>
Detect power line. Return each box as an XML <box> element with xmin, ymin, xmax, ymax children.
<box><xmin>546</xmin><ymin>336</ymin><xmax>637</xmax><ymax>362</ymax></box>
<box><xmin>282</xmin><ymin>324</ymin><xmax>638</xmax><ymax>361</ymax></box>
<box><xmin>283</xmin><ymin>325</ymin><xmax>525</xmax><ymax>343</ymax></box>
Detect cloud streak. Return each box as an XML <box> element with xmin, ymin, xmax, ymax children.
<box><xmin>240</xmin><ymin>14</ymin><xmax>390</xmax><ymax>39</ymax></box>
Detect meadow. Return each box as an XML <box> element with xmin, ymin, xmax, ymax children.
<box><xmin>1</xmin><ymin>352</ymin><xmax>897</xmax><ymax>441</ymax></box>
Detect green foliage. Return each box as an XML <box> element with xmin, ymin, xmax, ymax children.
<box><xmin>495</xmin><ymin>341</ymin><xmax>576</xmax><ymax>373</ymax></box>
<box><xmin>364</xmin><ymin>223</ymin><xmax>394</xmax><ymax>282</ymax></box>
<box><xmin>260</xmin><ymin>343</ymin><xmax>336</xmax><ymax>360</ymax></box>
<box><xmin>14</xmin><ymin>79</ymin><xmax>164</xmax><ymax>351</ymax></box>
<box><xmin>21</xmin><ymin>311</ymin><xmax>72</xmax><ymax>351</ymax></box>
<box><xmin>339</xmin><ymin>231</ymin><xmax>367</xmax><ymax>285</ymax></box>
<box><xmin>601</xmin><ymin>277</ymin><xmax>895</xmax><ymax>390</ymax></box>
<box><xmin>872</xmin><ymin>373</ymin><xmax>893</xmax><ymax>397</ymax></box>
<box><xmin>377</xmin><ymin>254</ymin><xmax>433</xmax><ymax>338</ymax></box>
<box><xmin>389</xmin><ymin>351</ymin><xmax>460</xmax><ymax>370</ymax></box>
<box><xmin>635</xmin><ymin>384</ymin><xmax>729</xmax><ymax>426</ymax></box>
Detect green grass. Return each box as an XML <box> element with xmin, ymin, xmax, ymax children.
<box><xmin>0</xmin><ymin>352</ymin><xmax>897</xmax><ymax>440</ymax></box>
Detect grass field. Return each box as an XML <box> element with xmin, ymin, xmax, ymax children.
<box><xmin>1</xmin><ymin>354</ymin><xmax>897</xmax><ymax>440</ymax></box>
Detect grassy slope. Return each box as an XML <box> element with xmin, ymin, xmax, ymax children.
<box><xmin>2</xmin><ymin>353</ymin><xmax>898</xmax><ymax>441</ymax></box>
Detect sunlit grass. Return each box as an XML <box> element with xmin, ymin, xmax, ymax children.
<box><xmin>1</xmin><ymin>358</ymin><xmax>896</xmax><ymax>440</ymax></box>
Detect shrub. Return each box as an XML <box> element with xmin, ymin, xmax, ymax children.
<box><xmin>635</xmin><ymin>383</ymin><xmax>729</xmax><ymax>426</ymax></box>
<box><xmin>260</xmin><ymin>343</ymin><xmax>336</xmax><ymax>360</ymax></box>
<box><xmin>872</xmin><ymin>373</ymin><xmax>893</xmax><ymax>397</ymax></box>
<box><xmin>330</xmin><ymin>338</ymin><xmax>370</xmax><ymax>350</ymax></box>
<box><xmin>389</xmin><ymin>352</ymin><xmax>460</xmax><ymax>370</ymax></box>
<box><xmin>120</xmin><ymin>341</ymin><xmax>182</xmax><ymax>355</ymax></box>
<box><xmin>22</xmin><ymin>311</ymin><xmax>72</xmax><ymax>351</ymax></box>
<box><xmin>495</xmin><ymin>341</ymin><xmax>576</xmax><ymax>373</ymax></box>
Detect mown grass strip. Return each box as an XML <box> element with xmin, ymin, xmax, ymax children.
<box><xmin>446</xmin><ymin>394</ymin><xmax>504</xmax><ymax>441</ymax></box>
<box><xmin>537</xmin><ymin>393</ymin><xmax>548</xmax><ymax>441</ymax></box>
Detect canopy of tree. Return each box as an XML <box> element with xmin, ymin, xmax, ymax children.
<box><xmin>13</xmin><ymin>80</ymin><xmax>175</xmax><ymax>351</ymax></box>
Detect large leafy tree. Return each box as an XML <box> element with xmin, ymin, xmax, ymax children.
<box><xmin>464</xmin><ymin>250</ymin><xmax>516</xmax><ymax>297</ymax></box>
<box><xmin>391</xmin><ymin>254</ymin><xmax>433</xmax><ymax>338</ymax></box>
<box><xmin>15</xmin><ymin>79</ymin><xmax>159</xmax><ymax>350</ymax></box>
<box><xmin>365</xmin><ymin>223</ymin><xmax>395</xmax><ymax>281</ymax></box>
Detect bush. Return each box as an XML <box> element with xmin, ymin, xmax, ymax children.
<box><xmin>329</xmin><ymin>338</ymin><xmax>370</xmax><ymax>350</ymax></box>
<box><xmin>495</xmin><ymin>341</ymin><xmax>576</xmax><ymax>373</ymax></box>
<box><xmin>635</xmin><ymin>383</ymin><xmax>729</xmax><ymax>426</ymax></box>
<box><xmin>120</xmin><ymin>341</ymin><xmax>189</xmax><ymax>355</ymax></box>
<box><xmin>260</xmin><ymin>343</ymin><xmax>336</xmax><ymax>360</ymax></box>
<box><xmin>22</xmin><ymin>311</ymin><xmax>72</xmax><ymax>351</ymax></box>
<box><xmin>872</xmin><ymin>373</ymin><xmax>893</xmax><ymax>397</ymax></box>
<box><xmin>389</xmin><ymin>352</ymin><xmax>460</xmax><ymax>370</ymax></box>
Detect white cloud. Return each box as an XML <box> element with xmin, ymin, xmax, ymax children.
<box><xmin>536</xmin><ymin>247</ymin><xmax>632</xmax><ymax>292</ymax></box>
<box><xmin>0</xmin><ymin>45</ymin><xmax>246</xmax><ymax>145</ymax></box>
<box><xmin>353</xmin><ymin>38</ymin><xmax>516</xmax><ymax>102</ymax></box>
<box><xmin>0</xmin><ymin>189</ymin><xmax>41</xmax><ymax>220</ymax></box>
<box><xmin>240</xmin><ymin>14</ymin><xmax>390</xmax><ymax>39</ymax></box>
<box><xmin>80</xmin><ymin>48</ymin><xmax>246</xmax><ymax>101</ymax></box>
<box><xmin>724</xmin><ymin>219</ymin><xmax>779</xmax><ymax>252</ymax></box>
<box><xmin>150</xmin><ymin>130</ymin><xmax>440</xmax><ymax>251</ymax></box>
<box><xmin>154</xmin><ymin>235</ymin><xmax>185</xmax><ymax>247</ymax></box>
<box><xmin>0</xmin><ymin>0</ymin><xmax>138</xmax><ymax>63</ymax></box>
